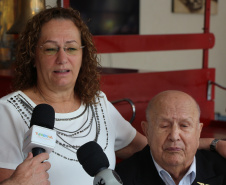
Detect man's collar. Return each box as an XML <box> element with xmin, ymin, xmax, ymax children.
<box><xmin>151</xmin><ymin>150</ymin><xmax>196</xmax><ymax>184</ymax></box>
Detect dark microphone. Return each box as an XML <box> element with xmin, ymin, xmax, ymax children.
<box><xmin>77</xmin><ymin>141</ymin><xmax>123</xmax><ymax>185</ymax></box>
<box><xmin>23</xmin><ymin>104</ymin><xmax>56</xmax><ymax>156</ymax></box>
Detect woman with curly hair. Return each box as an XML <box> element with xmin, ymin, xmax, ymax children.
<box><xmin>0</xmin><ymin>7</ymin><xmax>146</xmax><ymax>185</ymax></box>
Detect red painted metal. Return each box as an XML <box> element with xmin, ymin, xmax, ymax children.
<box><xmin>0</xmin><ymin>75</ymin><xmax>13</xmax><ymax>97</ymax></box>
<box><xmin>203</xmin><ymin>0</ymin><xmax>211</xmax><ymax>34</ymax></box>
<box><xmin>93</xmin><ymin>33</ymin><xmax>214</xmax><ymax>53</ymax></box>
<box><xmin>62</xmin><ymin>0</ymin><xmax>69</xmax><ymax>8</ymax></box>
<box><xmin>202</xmin><ymin>0</ymin><xmax>211</xmax><ymax>69</ymax></box>
<box><xmin>101</xmin><ymin>68</ymin><xmax>216</xmax><ymax>134</ymax></box>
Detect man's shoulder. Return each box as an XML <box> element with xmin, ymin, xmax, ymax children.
<box><xmin>115</xmin><ymin>145</ymin><xmax>164</xmax><ymax>185</ymax></box>
<box><xmin>116</xmin><ymin>145</ymin><xmax>150</xmax><ymax>169</ymax></box>
<box><xmin>115</xmin><ymin>145</ymin><xmax>151</xmax><ymax>183</ymax></box>
<box><xmin>194</xmin><ymin>150</ymin><xmax>226</xmax><ymax>184</ymax></box>
<box><xmin>196</xmin><ymin>149</ymin><xmax>226</xmax><ymax>173</ymax></box>
<box><xmin>196</xmin><ymin>149</ymin><xmax>226</xmax><ymax>162</ymax></box>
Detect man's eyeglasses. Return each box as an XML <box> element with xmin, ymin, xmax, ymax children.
<box><xmin>39</xmin><ymin>43</ymin><xmax>85</xmax><ymax>56</ymax></box>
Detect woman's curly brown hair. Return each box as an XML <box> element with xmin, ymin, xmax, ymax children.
<box><xmin>13</xmin><ymin>7</ymin><xmax>101</xmax><ymax>104</ymax></box>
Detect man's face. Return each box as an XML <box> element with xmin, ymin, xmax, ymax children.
<box><xmin>143</xmin><ymin>92</ymin><xmax>203</xmax><ymax>170</ymax></box>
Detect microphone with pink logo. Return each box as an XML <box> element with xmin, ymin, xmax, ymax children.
<box><xmin>23</xmin><ymin>104</ymin><xmax>56</xmax><ymax>157</ymax></box>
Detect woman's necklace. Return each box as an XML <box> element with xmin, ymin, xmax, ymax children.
<box><xmin>53</xmin><ymin>103</ymin><xmax>107</xmax><ymax>162</ymax></box>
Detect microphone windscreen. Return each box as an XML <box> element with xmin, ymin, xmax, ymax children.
<box><xmin>77</xmin><ymin>141</ymin><xmax>109</xmax><ymax>177</ymax></box>
<box><xmin>30</xmin><ymin>104</ymin><xmax>55</xmax><ymax>129</ymax></box>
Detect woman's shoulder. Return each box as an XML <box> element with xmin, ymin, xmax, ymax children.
<box><xmin>99</xmin><ymin>90</ymin><xmax>107</xmax><ymax>97</ymax></box>
<box><xmin>0</xmin><ymin>90</ymin><xmax>21</xmax><ymax>101</ymax></box>
<box><xmin>0</xmin><ymin>91</ymin><xmax>24</xmax><ymax>112</ymax></box>
<box><xmin>95</xmin><ymin>91</ymin><xmax>108</xmax><ymax>101</ymax></box>
<box><xmin>0</xmin><ymin>90</ymin><xmax>35</xmax><ymax>109</ymax></box>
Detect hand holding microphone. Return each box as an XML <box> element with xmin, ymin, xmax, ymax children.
<box><xmin>77</xmin><ymin>141</ymin><xmax>123</xmax><ymax>185</ymax></box>
<box><xmin>23</xmin><ymin>104</ymin><xmax>56</xmax><ymax>156</ymax></box>
<box><xmin>0</xmin><ymin>104</ymin><xmax>55</xmax><ymax>185</ymax></box>
<box><xmin>0</xmin><ymin>152</ymin><xmax>51</xmax><ymax>185</ymax></box>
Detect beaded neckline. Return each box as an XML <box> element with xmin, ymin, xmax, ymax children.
<box><xmin>53</xmin><ymin>100</ymin><xmax>109</xmax><ymax>162</ymax></box>
<box><xmin>7</xmin><ymin>92</ymin><xmax>109</xmax><ymax>162</ymax></box>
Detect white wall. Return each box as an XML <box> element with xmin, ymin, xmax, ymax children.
<box><xmin>46</xmin><ymin>0</ymin><xmax>226</xmax><ymax>116</ymax></box>
<box><xmin>45</xmin><ymin>0</ymin><xmax>57</xmax><ymax>7</ymax></box>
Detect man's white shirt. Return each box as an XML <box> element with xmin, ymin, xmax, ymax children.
<box><xmin>151</xmin><ymin>152</ymin><xmax>196</xmax><ymax>185</ymax></box>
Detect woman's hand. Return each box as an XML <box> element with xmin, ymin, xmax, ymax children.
<box><xmin>0</xmin><ymin>152</ymin><xmax>51</xmax><ymax>185</ymax></box>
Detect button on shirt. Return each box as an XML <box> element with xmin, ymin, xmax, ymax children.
<box><xmin>152</xmin><ymin>153</ymin><xmax>196</xmax><ymax>185</ymax></box>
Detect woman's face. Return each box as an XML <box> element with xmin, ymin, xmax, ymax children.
<box><xmin>35</xmin><ymin>19</ymin><xmax>83</xmax><ymax>92</ymax></box>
